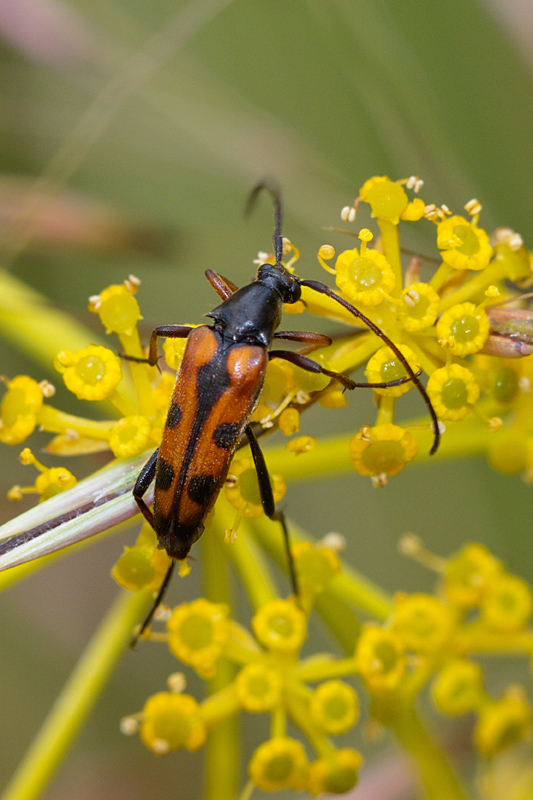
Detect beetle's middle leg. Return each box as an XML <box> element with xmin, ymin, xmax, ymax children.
<box><xmin>244</xmin><ymin>425</ymin><xmax>299</xmax><ymax>596</ymax></box>
<box><xmin>121</xmin><ymin>325</ymin><xmax>194</xmax><ymax>368</ymax></box>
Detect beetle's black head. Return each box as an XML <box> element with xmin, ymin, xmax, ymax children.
<box><xmin>256</xmin><ymin>262</ymin><xmax>302</xmax><ymax>304</ymax></box>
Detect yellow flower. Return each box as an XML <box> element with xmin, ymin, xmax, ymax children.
<box><xmin>108</xmin><ymin>415</ymin><xmax>152</xmax><ymax>458</ymax></box>
<box><xmin>431</xmin><ymin>659</ymin><xmax>484</xmax><ymax>716</ymax></box>
<box><xmin>167</xmin><ymin>599</ymin><xmax>230</xmax><ymax>678</ymax></box>
<box><xmin>442</xmin><ymin>543</ymin><xmax>503</xmax><ymax>607</ymax></box>
<box><xmin>399</xmin><ymin>283</ymin><xmax>440</xmax><ymax>332</ymax></box>
<box><xmin>307</xmin><ymin>748</ymin><xmax>363</xmax><ymax>796</ymax></box>
<box><xmin>354</xmin><ymin>625</ymin><xmax>406</xmax><ymax>692</ymax></box>
<box><xmin>234</xmin><ymin>663</ymin><xmax>282</xmax><ymax>712</ymax></box>
<box><xmin>308</xmin><ymin>680</ymin><xmax>359</xmax><ymax>735</ymax></box>
<box><xmin>56</xmin><ymin>345</ymin><xmax>122</xmax><ymax>401</ymax></box>
<box><xmin>334</xmin><ymin>245</ymin><xmax>396</xmax><ymax>307</ymax></box>
<box><xmin>249</xmin><ymin>737</ymin><xmax>308</xmax><ymax>791</ymax></box>
<box><xmin>89</xmin><ymin>279</ymin><xmax>142</xmax><ymax>336</ymax></box>
<box><xmin>140</xmin><ymin>692</ymin><xmax>206</xmax><ymax>754</ymax></box>
<box><xmin>251</xmin><ymin>599</ymin><xmax>307</xmax><ymax>654</ymax></box>
<box><xmin>350</xmin><ymin>424</ymin><xmax>418</xmax><ymax>479</ymax></box>
<box><xmin>427</xmin><ymin>364</ymin><xmax>480</xmax><ymax>421</ymax></box>
<box><xmin>436</xmin><ymin>303</ymin><xmax>490</xmax><ymax>356</ymax></box>
<box><xmin>225</xmin><ymin>457</ymin><xmax>285</xmax><ymax>518</ymax></box>
<box><xmin>392</xmin><ymin>593</ymin><xmax>455</xmax><ymax>653</ymax></box>
<box><xmin>437</xmin><ymin>215</ymin><xmax>493</xmax><ymax>271</ymax></box>
<box><xmin>473</xmin><ymin>690</ymin><xmax>532</xmax><ymax>758</ymax></box>
<box><xmin>365</xmin><ymin>344</ymin><xmax>420</xmax><ymax>398</ymax></box>
<box><xmin>0</xmin><ymin>376</ymin><xmax>43</xmax><ymax>444</ymax></box>
<box><xmin>291</xmin><ymin>541</ymin><xmax>341</xmax><ymax>594</ymax></box>
<box><xmin>480</xmin><ymin>574</ymin><xmax>533</xmax><ymax>631</ymax></box>
<box><xmin>360</xmin><ymin>176</ymin><xmax>408</xmax><ymax>225</ymax></box>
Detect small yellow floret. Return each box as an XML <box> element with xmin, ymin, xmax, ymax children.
<box><xmin>480</xmin><ymin>573</ymin><xmax>533</xmax><ymax>631</ymax></box>
<box><xmin>437</xmin><ymin>215</ymin><xmax>493</xmax><ymax>271</ymax></box>
<box><xmin>56</xmin><ymin>346</ymin><xmax>122</xmax><ymax>400</ymax></box>
<box><xmin>442</xmin><ymin>543</ymin><xmax>503</xmax><ymax>607</ymax></box>
<box><xmin>109</xmin><ymin>415</ymin><xmax>151</xmax><ymax>458</ymax></box>
<box><xmin>279</xmin><ymin>407</ymin><xmax>299</xmax><ymax>436</ymax></box>
<box><xmin>140</xmin><ymin>692</ymin><xmax>206</xmax><ymax>753</ymax></box>
<box><xmin>167</xmin><ymin>599</ymin><xmax>230</xmax><ymax>678</ymax></box>
<box><xmin>473</xmin><ymin>690</ymin><xmax>532</xmax><ymax>758</ymax></box>
<box><xmin>399</xmin><ymin>283</ymin><xmax>440</xmax><ymax>332</ymax></box>
<box><xmin>334</xmin><ymin>246</ymin><xmax>396</xmax><ymax>307</ymax></box>
<box><xmin>307</xmin><ymin>748</ymin><xmax>362</xmax><ymax>796</ymax></box>
<box><xmin>35</xmin><ymin>467</ymin><xmax>77</xmax><ymax>501</ymax></box>
<box><xmin>427</xmin><ymin>364</ymin><xmax>480</xmax><ymax>421</ymax></box>
<box><xmin>350</xmin><ymin>424</ymin><xmax>418</xmax><ymax>478</ymax></box>
<box><xmin>89</xmin><ymin>281</ymin><xmax>142</xmax><ymax>336</ymax></box>
<box><xmin>365</xmin><ymin>344</ymin><xmax>420</xmax><ymax>398</ymax></box>
<box><xmin>392</xmin><ymin>593</ymin><xmax>455</xmax><ymax>653</ymax></box>
<box><xmin>251</xmin><ymin>599</ymin><xmax>307</xmax><ymax>653</ymax></box>
<box><xmin>249</xmin><ymin>737</ymin><xmax>308</xmax><ymax>791</ymax></box>
<box><xmin>292</xmin><ymin>541</ymin><xmax>341</xmax><ymax>593</ymax></box>
<box><xmin>0</xmin><ymin>376</ymin><xmax>43</xmax><ymax>444</ymax></box>
<box><xmin>437</xmin><ymin>303</ymin><xmax>490</xmax><ymax>356</ymax></box>
<box><xmin>354</xmin><ymin>625</ymin><xmax>406</xmax><ymax>692</ymax></box>
<box><xmin>285</xmin><ymin>435</ymin><xmax>316</xmax><ymax>455</ymax></box>
<box><xmin>234</xmin><ymin>663</ymin><xmax>282</xmax><ymax>712</ymax></box>
<box><xmin>309</xmin><ymin>680</ymin><xmax>359</xmax><ymax>735</ymax></box>
<box><xmin>431</xmin><ymin>659</ymin><xmax>484</xmax><ymax>716</ymax></box>
<box><xmin>360</xmin><ymin>177</ymin><xmax>408</xmax><ymax>225</ymax></box>
<box><xmin>225</xmin><ymin>457</ymin><xmax>285</xmax><ymax>518</ymax></box>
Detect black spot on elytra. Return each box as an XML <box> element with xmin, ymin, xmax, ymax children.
<box><xmin>187</xmin><ymin>474</ymin><xmax>219</xmax><ymax>505</ymax></box>
<box><xmin>166</xmin><ymin>402</ymin><xmax>182</xmax><ymax>428</ymax></box>
<box><xmin>213</xmin><ymin>422</ymin><xmax>241</xmax><ymax>450</ymax></box>
<box><xmin>156</xmin><ymin>458</ymin><xmax>175</xmax><ymax>491</ymax></box>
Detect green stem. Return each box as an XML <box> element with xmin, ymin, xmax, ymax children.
<box><xmin>201</xmin><ymin>532</ymin><xmax>240</xmax><ymax>800</ymax></box>
<box><xmin>386</xmin><ymin>704</ymin><xmax>471</xmax><ymax>800</ymax></box>
<box><xmin>0</xmin><ymin>588</ymin><xmax>153</xmax><ymax>800</ymax></box>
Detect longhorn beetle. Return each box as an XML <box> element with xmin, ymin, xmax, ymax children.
<box><xmin>130</xmin><ymin>183</ymin><xmax>440</xmax><ymax>640</ymax></box>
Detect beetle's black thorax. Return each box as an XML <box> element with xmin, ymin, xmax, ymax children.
<box><xmin>206</xmin><ymin>279</ymin><xmax>283</xmax><ymax>347</ymax></box>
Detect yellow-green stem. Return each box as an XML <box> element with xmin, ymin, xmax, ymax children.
<box><xmin>0</xmin><ymin>588</ymin><xmax>152</xmax><ymax>800</ymax></box>
<box><xmin>386</xmin><ymin>705</ymin><xmax>471</xmax><ymax>800</ymax></box>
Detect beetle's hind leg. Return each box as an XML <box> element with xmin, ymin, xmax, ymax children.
<box><xmin>244</xmin><ymin>425</ymin><xmax>299</xmax><ymax>596</ymax></box>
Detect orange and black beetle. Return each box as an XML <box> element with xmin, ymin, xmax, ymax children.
<box><xmin>132</xmin><ymin>183</ymin><xmax>439</xmax><ymax>635</ymax></box>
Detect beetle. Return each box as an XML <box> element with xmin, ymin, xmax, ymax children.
<box><xmin>130</xmin><ymin>183</ymin><xmax>440</xmax><ymax>638</ymax></box>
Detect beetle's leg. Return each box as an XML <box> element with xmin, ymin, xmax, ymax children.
<box><xmin>131</xmin><ymin>561</ymin><xmax>176</xmax><ymax>648</ymax></box>
<box><xmin>273</xmin><ymin>330</ymin><xmax>333</xmax><ymax>353</ymax></box>
<box><xmin>133</xmin><ymin>448</ymin><xmax>159</xmax><ymax>527</ymax></box>
<box><xmin>269</xmin><ymin>349</ymin><xmax>421</xmax><ymax>391</ymax></box>
<box><xmin>131</xmin><ymin>448</ymin><xmax>178</xmax><ymax>646</ymax></box>
<box><xmin>205</xmin><ymin>269</ymin><xmax>239</xmax><ymax>300</ymax></box>
<box><xmin>245</xmin><ymin>424</ymin><xmax>298</xmax><ymax>596</ymax></box>
<box><xmin>121</xmin><ymin>325</ymin><xmax>193</xmax><ymax>367</ymax></box>
<box><xmin>299</xmin><ymin>279</ymin><xmax>440</xmax><ymax>454</ymax></box>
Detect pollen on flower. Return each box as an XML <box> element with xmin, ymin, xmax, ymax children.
<box><xmin>248</xmin><ymin>737</ymin><xmax>308</xmax><ymax>792</ymax></box>
<box><xmin>365</xmin><ymin>344</ymin><xmax>420</xmax><ymax>397</ymax></box>
<box><xmin>350</xmin><ymin>424</ymin><xmax>418</xmax><ymax>478</ymax></box>
<box><xmin>56</xmin><ymin>346</ymin><xmax>122</xmax><ymax>401</ymax></box>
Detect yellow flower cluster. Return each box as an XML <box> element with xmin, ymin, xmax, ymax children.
<box><xmin>121</xmin><ymin>538</ymin><xmax>533</xmax><ymax>795</ymax></box>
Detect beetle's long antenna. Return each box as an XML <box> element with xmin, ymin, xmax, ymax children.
<box><xmin>246</xmin><ymin>181</ymin><xmax>283</xmax><ymax>266</ymax></box>
<box><xmin>131</xmin><ymin>559</ymin><xmax>176</xmax><ymax>648</ymax></box>
<box><xmin>300</xmin><ymin>279</ymin><xmax>441</xmax><ymax>455</ymax></box>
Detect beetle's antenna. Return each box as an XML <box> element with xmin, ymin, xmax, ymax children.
<box><xmin>300</xmin><ymin>279</ymin><xmax>441</xmax><ymax>455</ymax></box>
<box><xmin>130</xmin><ymin>559</ymin><xmax>176</xmax><ymax>648</ymax></box>
<box><xmin>246</xmin><ymin>180</ymin><xmax>283</xmax><ymax>266</ymax></box>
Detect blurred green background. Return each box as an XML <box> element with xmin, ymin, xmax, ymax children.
<box><xmin>0</xmin><ymin>1</ymin><xmax>532</xmax><ymax>798</ymax></box>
